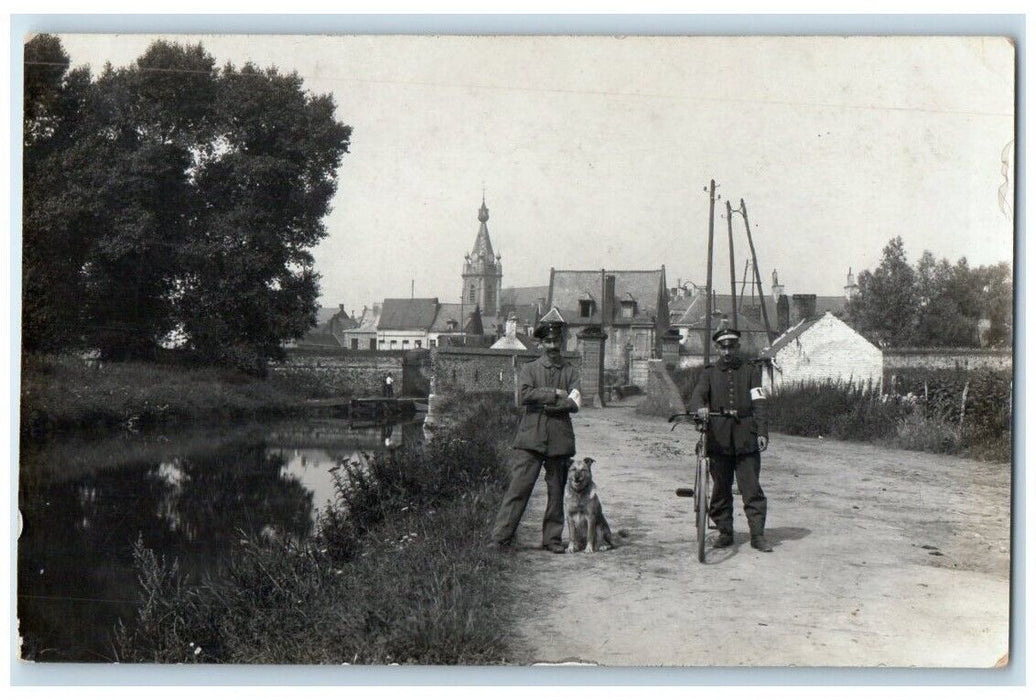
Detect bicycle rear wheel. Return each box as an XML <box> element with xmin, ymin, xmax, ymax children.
<box><xmin>695</xmin><ymin>455</ymin><xmax>709</xmax><ymax>562</ymax></box>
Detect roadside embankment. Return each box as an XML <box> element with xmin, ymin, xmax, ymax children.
<box><xmin>19</xmin><ymin>354</ymin><xmax>339</xmax><ymax>440</ymax></box>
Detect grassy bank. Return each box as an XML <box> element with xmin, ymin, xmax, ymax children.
<box><xmin>669</xmin><ymin>365</ymin><xmax>1011</xmax><ymax>463</ymax></box>
<box><xmin>114</xmin><ymin>392</ymin><xmax>524</xmax><ymax>664</ymax></box>
<box><xmin>20</xmin><ymin>353</ymin><xmax>337</xmax><ymax>440</ymax></box>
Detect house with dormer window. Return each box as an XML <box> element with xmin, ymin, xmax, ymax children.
<box><xmin>546</xmin><ymin>267</ymin><xmax>669</xmax><ymax>374</ymax></box>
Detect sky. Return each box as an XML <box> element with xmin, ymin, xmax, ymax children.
<box><xmin>52</xmin><ymin>33</ymin><xmax>1016</xmax><ymax>313</ymax></box>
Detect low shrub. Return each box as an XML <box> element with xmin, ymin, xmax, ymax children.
<box><xmin>769</xmin><ymin>369</ymin><xmax>1011</xmax><ymax>462</ymax></box>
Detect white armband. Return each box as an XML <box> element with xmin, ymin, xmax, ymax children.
<box><xmin>750</xmin><ymin>387</ymin><xmax>767</xmax><ymax>401</ymax></box>
<box><xmin>568</xmin><ymin>389</ymin><xmax>582</xmax><ymax>408</ymax></box>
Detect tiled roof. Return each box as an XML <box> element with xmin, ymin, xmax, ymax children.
<box><xmin>760</xmin><ymin>313</ymin><xmax>828</xmax><ymax>357</ymax></box>
<box><xmin>351</xmin><ymin>305</ymin><xmax>381</xmax><ymax>333</ymax></box>
<box><xmin>549</xmin><ymin>269</ymin><xmax>666</xmax><ymax>326</ymax></box>
<box><xmin>501</xmin><ymin>286</ymin><xmax>549</xmax><ymax>306</ymax></box>
<box><xmin>378</xmin><ymin>298</ymin><xmax>440</xmax><ymax>331</ymax></box>
<box><xmin>314</xmin><ymin>307</ymin><xmax>341</xmax><ymax>325</ymax></box>
<box><xmin>430</xmin><ymin>303</ymin><xmax>464</xmax><ymax>333</ymax></box>
<box><xmin>674</xmin><ymin>293</ymin><xmax>779</xmax><ymax>328</ymax></box>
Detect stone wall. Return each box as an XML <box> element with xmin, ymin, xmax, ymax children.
<box><xmin>273</xmin><ymin>348</ymin><xmax>406</xmax><ymax>396</ymax></box>
<box><xmin>883</xmin><ymin>348</ymin><xmax>1012</xmax><ymax>372</ymax></box>
<box><xmin>431</xmin><ymin>346</ymin><xmax>581</xmax><ymax>397</ymax></box>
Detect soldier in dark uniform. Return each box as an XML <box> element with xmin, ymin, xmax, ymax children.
<box><xmin>689</xmin><ymin>325</ymin><xmax>773</xmax><ymax>552</ymax></box>
<box><xmin>487</xmin><ymin>318</ymin><xmax>582</xmax><ymax>553</ymax></box>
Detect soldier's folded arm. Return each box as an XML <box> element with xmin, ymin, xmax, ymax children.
<box><xmin>518</xmin><ymin>367</ymin><xmax>560</xmax><ymax>406</ymax></box>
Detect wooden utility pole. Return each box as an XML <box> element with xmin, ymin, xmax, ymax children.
<box><xmin>705</xmin><ymin>180</ymin><xmax>717</xmax><ymax>364</ymax></box>
<box><xmin>726</xmin><ymin>200</ymin><xmax>738</xmax><ymax>329</ymax></box>
<box><xmin>738</xmin><ymin>198</ymin><xmax>775</xmax><ymax>342</ymax></box>
<box><xmin>738</xmin><ymin>258</ymin><xmax>752</xmax><ymax>308</ymax></box>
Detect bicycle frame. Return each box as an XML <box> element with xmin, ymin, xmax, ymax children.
<box><xmin>669</xmin><ymin>410</ymin><xmax>734</xmax><ymax>562</ymax></box>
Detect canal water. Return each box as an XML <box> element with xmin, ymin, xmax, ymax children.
<box><xmin>16</xmin><ymin>417</ymin><xmax>424</xmax><ymax>662</ymax></box>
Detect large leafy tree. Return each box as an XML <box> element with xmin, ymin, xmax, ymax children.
<box><xmin>22</xmin><ymin>34</ymin><xmax>94</xmax><ymax>352</ymax></box>
<box><xmin>847</xmin><ymin>237</ymin><xmax>919</xmax><ymax>347</ymax></box>
<box><xmin>22</xmin><ymin>37</ymin><xmax>351</xmax><ymax>370</ymax></box>
<box><xmin>847</xmin><ymin>237</ymin><xmax>1012</xmax><ymax>348</ymax></box>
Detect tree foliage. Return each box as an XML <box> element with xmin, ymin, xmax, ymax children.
<box><xmin>847</xmin><ymin>237</ymin><xmax>1012</xmax><ymax>348</ymax></box>
<box><xmin>22</xmin><ymin>36</ymin><xmax>352</xmax><ymax>372</ymax></box>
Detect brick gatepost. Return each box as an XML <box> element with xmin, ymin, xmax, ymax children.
<box><xmin>577</xmin><ymin>325</ymin><xmax>608</xmax><ymax>408</ymax></box>
<box><xmin>661</xmin><ymin>327</ymin><xmax>682</xmax><ymax>369</ymax></box>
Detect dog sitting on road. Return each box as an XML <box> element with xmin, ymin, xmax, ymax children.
<box><xmin>565</xmin><ymin>457</ymin><xmax>615</xmax><ymax>553</ymax></box>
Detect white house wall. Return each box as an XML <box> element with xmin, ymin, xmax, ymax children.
<box><xmin>772</xmin><ymin>314</ymin><xmax>882</xmax><ymax>389</ymax></box>
<box><xmin>377</xmin><ymin>330</ymin><xmax>430</xmax><ymax>350</ymax></box>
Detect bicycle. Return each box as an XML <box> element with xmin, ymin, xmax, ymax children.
<box><xmin>669</xmin><ymin>410</ymin><xmax>737</xmax><ymax>562</ymax></box>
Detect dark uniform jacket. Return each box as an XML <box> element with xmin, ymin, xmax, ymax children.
<box><xmin>689</xmin><ymin>354</ymin><xmax>768</xmax><ymax>456</ymax></box>
<box><xmin>512</xmin><ymin>354</ymin><xmax>581</xmax><ymax>457</ymax></box>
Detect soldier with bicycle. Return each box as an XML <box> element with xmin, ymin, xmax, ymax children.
<box><xmin>689</xmin><ymin>324</ymin><xmax>773</xmax><ymax>552</ymax></box>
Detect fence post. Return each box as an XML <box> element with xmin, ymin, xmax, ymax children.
<box><xmin>958</xmin><ymin>380</ymin><xmax>970</xmax><ymax>434</ymax></box>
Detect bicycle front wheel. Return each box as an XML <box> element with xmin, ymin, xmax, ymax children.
<box><xmin>696</xmin><ymin>455</ymin><xmax>709</xmax><ymax>562</ymax></box>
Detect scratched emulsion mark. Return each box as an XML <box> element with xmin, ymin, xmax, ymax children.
<box><xmin>998</xmin><ymin>139</ymin><xmax>1014</xmax><ymax>220</ymax></box>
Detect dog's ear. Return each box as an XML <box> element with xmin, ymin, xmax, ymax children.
<box><xmin>583</xmin><ymin>457</ymin><xmax>595</xmax><ymax>468</ymax></box>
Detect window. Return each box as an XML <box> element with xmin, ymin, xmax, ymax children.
<box><xmin>469</xmin><ymin>284</ymin><xmax>476</xmax><ymax>303</ymax></box>
<box><xmin>351</xmin><ymin>339</ymin><xmax>358</xmax><ymax>350</ymax></box>
<box><xmin>369</xmin><ymin>339</ymin><xmax>377</xmax><ymax>350</ymax></box>
<box><xmin>579</xmin><ymin>300</ymin><xmax>594</xmax><ymax>318</ymax></box>
<box><xmin>378</xmin><ymin>339</ymin><xmax>385</xmax><ymax>347</ymax></box>
<box><xmin>402</xmin><ymin>340</ymin><xmax>410</xmax><ymax>347</ymax></box>
<box><xmin>390</xmin><ymin>340</ymin><xmax>398</xmax><ymax>348</ymax></box>
<box><xmin>429</xmin><ymin>339</ymin><xmax>437</xmax><ymax>348</ymax></box>
<box><xmin>415</xmin><ymin>340</ymin><xmax>422</xmax><ymax>348</ymax></box>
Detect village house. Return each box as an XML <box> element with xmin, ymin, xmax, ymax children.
<box><xmin>759</xmin><ymin>310</ymin><xmax>883</xmax><ymax>390</ymax></box>
<box><xmin>546</xmin><ymin>267</ymin><xmax>670</xmax><ymax>378</ymax></box>
<box><xmin>342</xmin><ymin>304</ymin><xmax>380</xmax><ymax>350</ymax></box>
<box><xmin>292</xmin><ymin>304</ymin><xmax>358</xmax><ymax>348</ymax></box>
<box><xmin>672</xmin><ymin>268</ymin><xmax>858</xmax><ymax>365</ymax></box>
<box><xmin>376</xmin><ymin>298</ymin><xmax>439</xmax><ymax>351</ymax></box>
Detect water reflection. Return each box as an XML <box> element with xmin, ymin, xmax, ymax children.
<box><xmin>17</xmin><ymin>417</ymin><xmax>422</xmax><ymax>662</ymax></box>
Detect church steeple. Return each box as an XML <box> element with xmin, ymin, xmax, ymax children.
<box><xmin>461</xmin><ymin>196</ymin><xmax>503</xmax><ymax>322</ymax></box>
<box><xmin>471</xmin><ymin>197</ymin><xmax>495</xmax><ymax>260</ymax></box>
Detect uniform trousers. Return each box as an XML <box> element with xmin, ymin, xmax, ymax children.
<box><xmin>490</xmin><ymin>449</ymin><xmax>569</xmax><ymax>547</ymax></box>
<box><xmin>708</xmin><ymin>451</ymin><xmax>767</xmax><ymax>537</ymax></box>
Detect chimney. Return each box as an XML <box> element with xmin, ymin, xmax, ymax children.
<box><xmin>339</xmin><ymin>303</ymin><xmax>345</xmax><ymax>313</ymax></box>
<box><xmin>790</xmin><ymin>294</ymin><xmax>817</xmax><ymax>325</ymax></box>
<box><xmin>777</xmin><ymin>294</ymin><xmax>790</xmax><ymax>333</ymax></box>
<box><xmin>603</xmin><ymin>273</ymin><xmax>616</xmax><ymax>323</ymax></box>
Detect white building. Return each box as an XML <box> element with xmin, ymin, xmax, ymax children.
<box><xmin>761</xmin><ymin>311</ymin><xmax>882</xmax><ymax>390</ymax></box>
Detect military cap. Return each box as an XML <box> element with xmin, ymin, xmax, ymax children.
<box><xmin>534</xmin><ymin>306</ymin><xmax>567</xmax><ymax>341</ymax></box>
<box><xmin>712</xmin><ymin>326</ymin><xmax>741</xmax><ymax>345</ymax></box>
<box><xmin>534</xmin><ymin>321</ymin><xmax>566</xmax><ymax>341</ymax></box>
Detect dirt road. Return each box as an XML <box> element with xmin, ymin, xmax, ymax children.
<box><xmin>504</xmin><ymin>402</ymin><xmax>1011</xmax><ymax>668</ymax></box>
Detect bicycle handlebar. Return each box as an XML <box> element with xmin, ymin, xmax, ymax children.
<box><xmin>668</xmin><ymin>409</ymin><xmax>739</xmax><ymax>431</ymax></box>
